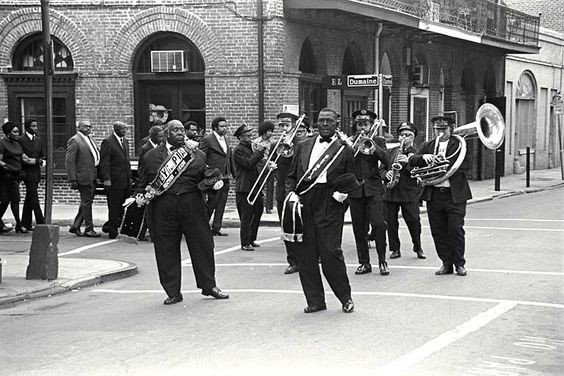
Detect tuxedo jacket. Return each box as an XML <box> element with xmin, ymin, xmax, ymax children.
<box><xmin>100</xmin><ymin>134</ymin><xmax>132</xmax><ymax>190</ymax></box>
<box><xmin>65</xmin><ymin>133</ymin><xmax>98</xmax><ymax>185</ymax></box>
<box><xmin>285</xmin><ymin>137</ymin><xmax>355</xmax><ymax>195</ymax></box>
<box><xmin>409</xmin><ymin>137</ymin><xmax>472</xmax><ymax>204</ymax></box>
<box><xmin>18</xmin><ymin>133</ymin><xmax>44</xmax><ymax>182</ymax></box>
<box><xmin>200</xmin><ymin>133</ymin><xmax>233</xmax><ymax>178</ymax></box>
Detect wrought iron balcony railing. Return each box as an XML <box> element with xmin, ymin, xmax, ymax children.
<box><xmin>364</xmin><ymin>0</ymin><xmax>540</xmax><ymax>46</ymax></box>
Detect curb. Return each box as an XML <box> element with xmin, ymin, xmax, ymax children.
<box><xmin>0</xmin><ymin>261</ymin><xmax>137</xmax><ymax>308</ymax></box>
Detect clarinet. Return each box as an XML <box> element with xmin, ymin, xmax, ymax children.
<box><xmin>386</xmin><ymin>138</ymin><xmax>405</xmax><ymax>189</ymax></box>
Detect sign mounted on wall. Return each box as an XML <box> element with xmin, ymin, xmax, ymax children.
<box><xmin>323</xmin><ymin>74</ymin><xmax>393</xmax><ymax>89</ymax></box>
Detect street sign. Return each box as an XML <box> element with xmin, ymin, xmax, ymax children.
<box><xmin>552</xmin><ymin>94</ymin><xmax>563</xmax><ymax>115</ymax></box>
<box><xmin>347</xmin><ymin>74</ymin><xmax>379</xmax><ymax>88</ymax></box>
<box><xmin>324</xmin><ymin>74</ymin><xmax>393</xmax><ymax>89</ymax></box>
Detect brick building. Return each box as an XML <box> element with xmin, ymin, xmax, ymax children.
<box><xmin>0</xmin><ymin>0</ymin><xmax>541</xmax><ymax>203</ymax></box>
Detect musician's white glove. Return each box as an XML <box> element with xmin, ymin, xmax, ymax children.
<box><xmin>123</xmin><ymin>197</ymin><xmax>136</xmax><ymax>207</ymax></box>
<box><xmin>212</xmin><ymin>180</ymin><xmax>224</xmax><ymax>190</ymax></box>
<box><xmin>134</xmin><ymin>193</ymin><xmax>146</xmax><ymax>207</ymax></box>
<box><xmin>185</xmin><ymin>139</ymin><xmax>199</xmax><ymax>151</ymax></box>
<box><xmin>385</xmin><ymin>170</ymin><xmax>393</xmax><ymax>181</ymax></box>
<box><xmin>396</xmin><ymin>154</ymin><xmax>408</xmax><ymax>164</ymax></box>
<box><xmin>332</xmin><ymin>191</ymin><xmax>348</xmax><ymax>203</ymax></box>
<box><xmin>287</xmin><ymin>191</ymin><xmax>299</xmax><ymax>203</ymax></box>
<box><xmin>267</xmin><ymin>161</ymin><xmax>277</xmax><ymax>170</ymax></box>
<box><xmin>422</xmin><ymin>154</ymin><xmax>435</xmax><ymax>164</ymax></box>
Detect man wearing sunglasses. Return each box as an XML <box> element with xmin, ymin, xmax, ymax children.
<box><xmin>384</xmin><ymin>121</ymin><xmax>426</xmax><ymax>261</ymax></box>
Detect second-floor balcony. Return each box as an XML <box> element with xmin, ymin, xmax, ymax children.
<box><xmin>364</xmin><ymin>0</ymin><xmax>540</xmax><ymax>46</ymax></box>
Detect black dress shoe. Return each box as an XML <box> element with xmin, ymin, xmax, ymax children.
<box><xmin>212</xmin><ymin>230</ymin><xmax>228</xmax><ymax>236</ymax></box>
<box><xmin>241</xmin><ymin>244</ymin><xmax>254</xmax><ymax>251</ymax></box>
<box><xmin>304</xmin><ymin>304</ymin><xmax>327</xmax><ymax>313</ymax></box>
<box><xmin>69</xmin><ymin>227</ymin><xmax>83</xmax><ymax>236</ymax></box>
<box><xmin>202</xmin><ymin>287</ymin><xmax>229</xmax><ymax>299</ymax></box>
<box><xmin>109</xmin><ymin>230</ymin><xmax>118</xmax><ymax>239</ymax></box>
<box><xmin>415</xmin><ymin>250</ymin><xmax>427</xmax><ymax>259</ymax></box>
<box><xmin>250</xmin><ymin>241</ymin><xmax>261</xmax><ymax>248</ymax></box>
<box><xmin>455</xmin><ymin>265</ymin><xmax>467</xmax><ymax>276</ymax></box>
<box><xmin>390</xmin><ymin>250</ymin><xmax>401</xmax><ymax>259</ymax></box>
<box><xmin>163</xmin><ymin>294</ymin><xmax>183</xmax><ymax>305</ymax></box>
<box><xmin>355</xmin><ymin>263</ymin><xmax>372</xmax><ymax>275</ymax></box>
<box><xmin>379</xmin><ymin>262</ymin><xmax>390</xmax><ymax>276</ymax></box>
<box><xmin>342</xmin><ymin>299</ymin><xmax>354</xmax><ymax>313</ymax></box>
<box><xmin>435</xmin><ymin>265</ymin><xmax>454</xmax><ymax>275</ymax></box>
<box><xmin>15</xmin><ymin>225</ymin><xmax>29</xmax><ymax>234</ymax></box>
<box><xmin>83</xmin><ymin>230</ymin><xmax>101</xmax><ymax>238</ymax></box>
<box><xmin>284</xmin><ymin>264</ymin><xmax>298</xmax><ymax>274</ymax></box>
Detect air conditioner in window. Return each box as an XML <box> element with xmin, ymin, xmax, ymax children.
<box><xmin>411</xmin><ymin>65</ymin><xmax>430</xmax><ymax>86</ymax></box>
<box><xmin>150</xmin><ymin>50</ymin><xmax>187</xmax><ymax>73</ymax></box>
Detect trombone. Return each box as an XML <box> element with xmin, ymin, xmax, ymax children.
<box><xmin>353</xmin><ymin>118</ymin><xmax>384</xmax><ymax>156</ymax></box>
<box><xmin>247</xmin><ymin>114</ymin><xmax>306</xmax><ymax>205</ymax></box>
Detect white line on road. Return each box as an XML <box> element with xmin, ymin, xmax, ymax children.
<box><xmin>59</xmin><ymin>239</ymin><xmax>118</xmax><ymax>256</ymax></box>
<box><xmin>203</xmin><ymin>262</ymin><xmax>564</xmax><ymax>276</ymax></box>
<box><xmin>462</xmin><ymin>226</ymin><xmax>563</xmax><ymax>232</ymax></box>
<box><xmin>90</xmin><ymin>288</ymin><xmax>564</xmax><ymax>309</ymax></box>
<box><xmin>464</xmin><ymin>218</ymin><xmax>564</xmax><ymax>222</ymax></box>
<box><xmin>374</xmin><ymin>302</ymin><xmax>517</xmax><ymax>376</ymax></box>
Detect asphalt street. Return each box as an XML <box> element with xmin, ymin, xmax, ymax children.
<box><xmin>0</xmin><ymin>188</ymin><xmax>562</xmax><ymax>376</ymax></box>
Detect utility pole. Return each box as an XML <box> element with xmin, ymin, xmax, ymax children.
<box><xmin>41</xmin><ymin>0</ymin><xmax>54</xmax><ymax>223</ymax></box>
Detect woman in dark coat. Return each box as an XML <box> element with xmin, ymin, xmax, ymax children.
<box><xmin>0</xmin><ymin>121</ymin><xmax>35</xmax><ymax>233</ymax></box>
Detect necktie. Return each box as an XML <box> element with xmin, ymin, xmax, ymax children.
<box><xmin>319</xmin><ymin>137</ymin><xmax>331</xmax><ymax>143</ymax></box>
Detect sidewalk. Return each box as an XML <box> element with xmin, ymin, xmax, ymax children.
<box><xmin>0</xmin><ymin>168</ymin><xmax>562</xmax><ymax>308</ymax></box>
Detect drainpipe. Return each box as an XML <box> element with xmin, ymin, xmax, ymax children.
<box><xmin>257</xmin><ymin>0</ymin><xmax>264</xmax><ymax>123</ymax></box>
<box><xmin>374</xmin><ymin>23</ymin><xmax>383</xmax><ymax>132</ymax></box>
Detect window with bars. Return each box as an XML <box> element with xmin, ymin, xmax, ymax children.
<box><xmin>12</xmin><ymin>33</ymin><xmax>73</xmax><ymax>71</ymax></box>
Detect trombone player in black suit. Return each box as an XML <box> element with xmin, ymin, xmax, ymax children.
<box><xmin>348</xmin><ymin>109</ymin><xmax>391</xmax><ymax>276</ymax></box>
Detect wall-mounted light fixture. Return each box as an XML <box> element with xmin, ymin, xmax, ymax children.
<box><xmin>404</xmin><ymin>44</ymin><xmax>412</xmax><ymax>68</ymax></box>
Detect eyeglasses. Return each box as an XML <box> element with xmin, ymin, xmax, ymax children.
<box><xmin>170</xmin><ymin>127</ymin><xmax>186</xmax><ymax>133</ymax></box>
<box><xmin>399</xmin><ymin>133</ymin><xmax>414</xmax><ymax>137</ymax></box>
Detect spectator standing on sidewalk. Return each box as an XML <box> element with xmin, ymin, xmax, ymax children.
<box><xmin>65</xmin><ymin>120</ymin><xmax>101</xmax><ymax>238</ymax></box>
<box><xmin>18</xmin><ymin>119</ymin><xmax>45</xmax><ymax>231</ymax></box>
<box><xmin>0</xmin><ymin>121</ymin><xmax>31</xmax><ymax>233</ymax></box>
<box><xmin>100</xmin><ymin>121</ymin><xmax>132</xmax><ymax>239</ymax></box>
<box><xmin>253</xmin><ymin>121</ymin><xmax>275</xmax><ymax>214</ymax></box>
<box><xmin>200</xmin><ymin>117</ymin><xmax>232</xmax><ymax>237</ymax></box>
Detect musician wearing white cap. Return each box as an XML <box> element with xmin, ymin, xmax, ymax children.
<box><xmin>409</xmin><ymin>116</ymin><xmax>471</xmax><ymax>276</ymax></box>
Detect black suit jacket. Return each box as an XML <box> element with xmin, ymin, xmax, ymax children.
<box><xmin>409</xmin><ymin>137</ymin><xmax>472</xmax><ymax>204</ymax></box>
<box><xmin>349</xmin><ymin>137</ymin><xmax>389</xmax><ymax>199</ymax></box>
<box><xmin>384</xmin><ymin>145</ymin><xmax>421</xmax><ymax>202</ymax></box>
<box><xmin>232</xmin><ymin>141</ymin><xmax>263</xmax><ymax>193</ymax></box>
<box><xmin>200</xmin><ymin>133</ymin><xmax>233</xmax><ymax>178</ymax></box>
<box><xmin>285</xmin><ymin>137</ymin><xmax>355</xmax><ymax>195</ymax></box>
<box><xmin>138</xmin><ymin>140</ymin><xmax>157</xmax><ymax>183</ymax></box>
<box><xmin>100</xmin><ymin>134</ymin><xmax>132</xmax><ymax>190</ymax></box>
<box><xmin>18</xmin><ymin>133</ymin><xmax>44</xmax><ymax>182</ymax></box>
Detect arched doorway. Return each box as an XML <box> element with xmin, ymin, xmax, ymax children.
<box><xmin>299</xmin><ymin>38</ymin><xmax>326</xmax><ymax>124</ymax></box>
<box><xmin>133</xmin><ymin>32</ymin><xmax>205</xmax><ymax>152</ymax></box>
<box><xmin>4</xmin><ymin>33</ymin><xmax>76</xmax><ymax>170</ymax></box>
<box><xmin>341</xmin><ymin>42</ymin><xmax>366</xmax><ymax>134</ymax></box>
<box><xmin>380</xmin><ymin>53</ymin><xmax>392</xmax><ymax>129</ymax></box>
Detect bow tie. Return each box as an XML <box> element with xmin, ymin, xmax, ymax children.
<box><xmin>319</xmin><ymin>137</ymin><xmax>332</xmax><ymax>143</ymax></box>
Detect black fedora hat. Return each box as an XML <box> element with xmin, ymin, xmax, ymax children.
<box><xmin>198</xmin><ymin>168</ymin><xmax>224</xmax><ymax>190</ymax></box>
<box><xmin>333</xmin><ymin>173</ymin><xmax>364</xmax><ymax>194</ymax></box>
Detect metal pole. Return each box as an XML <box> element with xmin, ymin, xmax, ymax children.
<box><xmin>41</xmin><ymin>0</ymin><xmax>54</xmax><ymax>223</ymax></box>
<box><xmin>257</xmin><ymin>0</ymin><xmax>264</xmax><ymax>124</ymax></box>
<box><xmin>526</xmin><ymin>146</ymin><xmax>530</xmax><ymax>188</ymax></box>
<box><xmin>494</xmin><ymin>147</ymin><xmax>501</xmax><ymax>191</ymax></box>
<box><xmin>558</xmin><ymin>113</ymin><xmax>564</xmax><ymax>180</ymax></box>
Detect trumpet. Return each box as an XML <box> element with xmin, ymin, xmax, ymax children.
<box><xmin>247</xmin><ymin>115</ymin><xmax>306</xmax><ymax>205</ymax></box>
<box><xmin>354</xmin><ymin>118</ymin><xmax>384</xmax><ymax>156</ymax></box>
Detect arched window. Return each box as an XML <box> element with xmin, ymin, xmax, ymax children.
<box><xmin>134</xmin><ymin>32</ymin><xmax>204</xmax><ymax>73</ymax></box>
<box><xmin>12</xmin><ymin>33</ymin><xmax>73</xmax><ymax>71</ymax></box>
<box><xmin>342</xmin><ymin>44</ymin><xmax>364</xmax><ymax>75</ymax></box>
<box><xmin>516</xmin><ymin>71</ymin><xmax>536</xmax><ymax>99</ymax></box>
<box><xmin>299</xmin><ymin>39</ymin><xmax>317</xmax><ymax>74</ymax></box>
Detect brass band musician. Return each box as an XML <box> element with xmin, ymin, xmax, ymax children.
<box><xmin>384</xmin><ymin>121</ymin><xmax>426</xmax><ymax>260</ymax></box>
<box><xmin>348</xmin><ymin>109</ymin><xmax>391</xmax><ymax>276</ymax></box>
<box><xmin>274</xmin><ymin>113</ymin><xmax>308</xmax><ymax>274</ymax></box>
<box><xmin>409</xmin><ymin>116</ymin><xmax>471</xmax><ymax>276</ymax></box>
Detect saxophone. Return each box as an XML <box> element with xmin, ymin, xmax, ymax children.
<box><xmin>386</xmin><ymin>138</ymin><xmax>405</xmax><ymax>189</ymax></box>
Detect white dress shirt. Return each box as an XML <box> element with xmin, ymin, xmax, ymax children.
<box><xmin>213</xmin><ymin>131</ymin><xmax>227</xmax><ymax>153</ymax></box>
<box><xmin>307</xmin><ymin>135</ymin><xmax>337</xmax><ymax>184</ymax></box>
